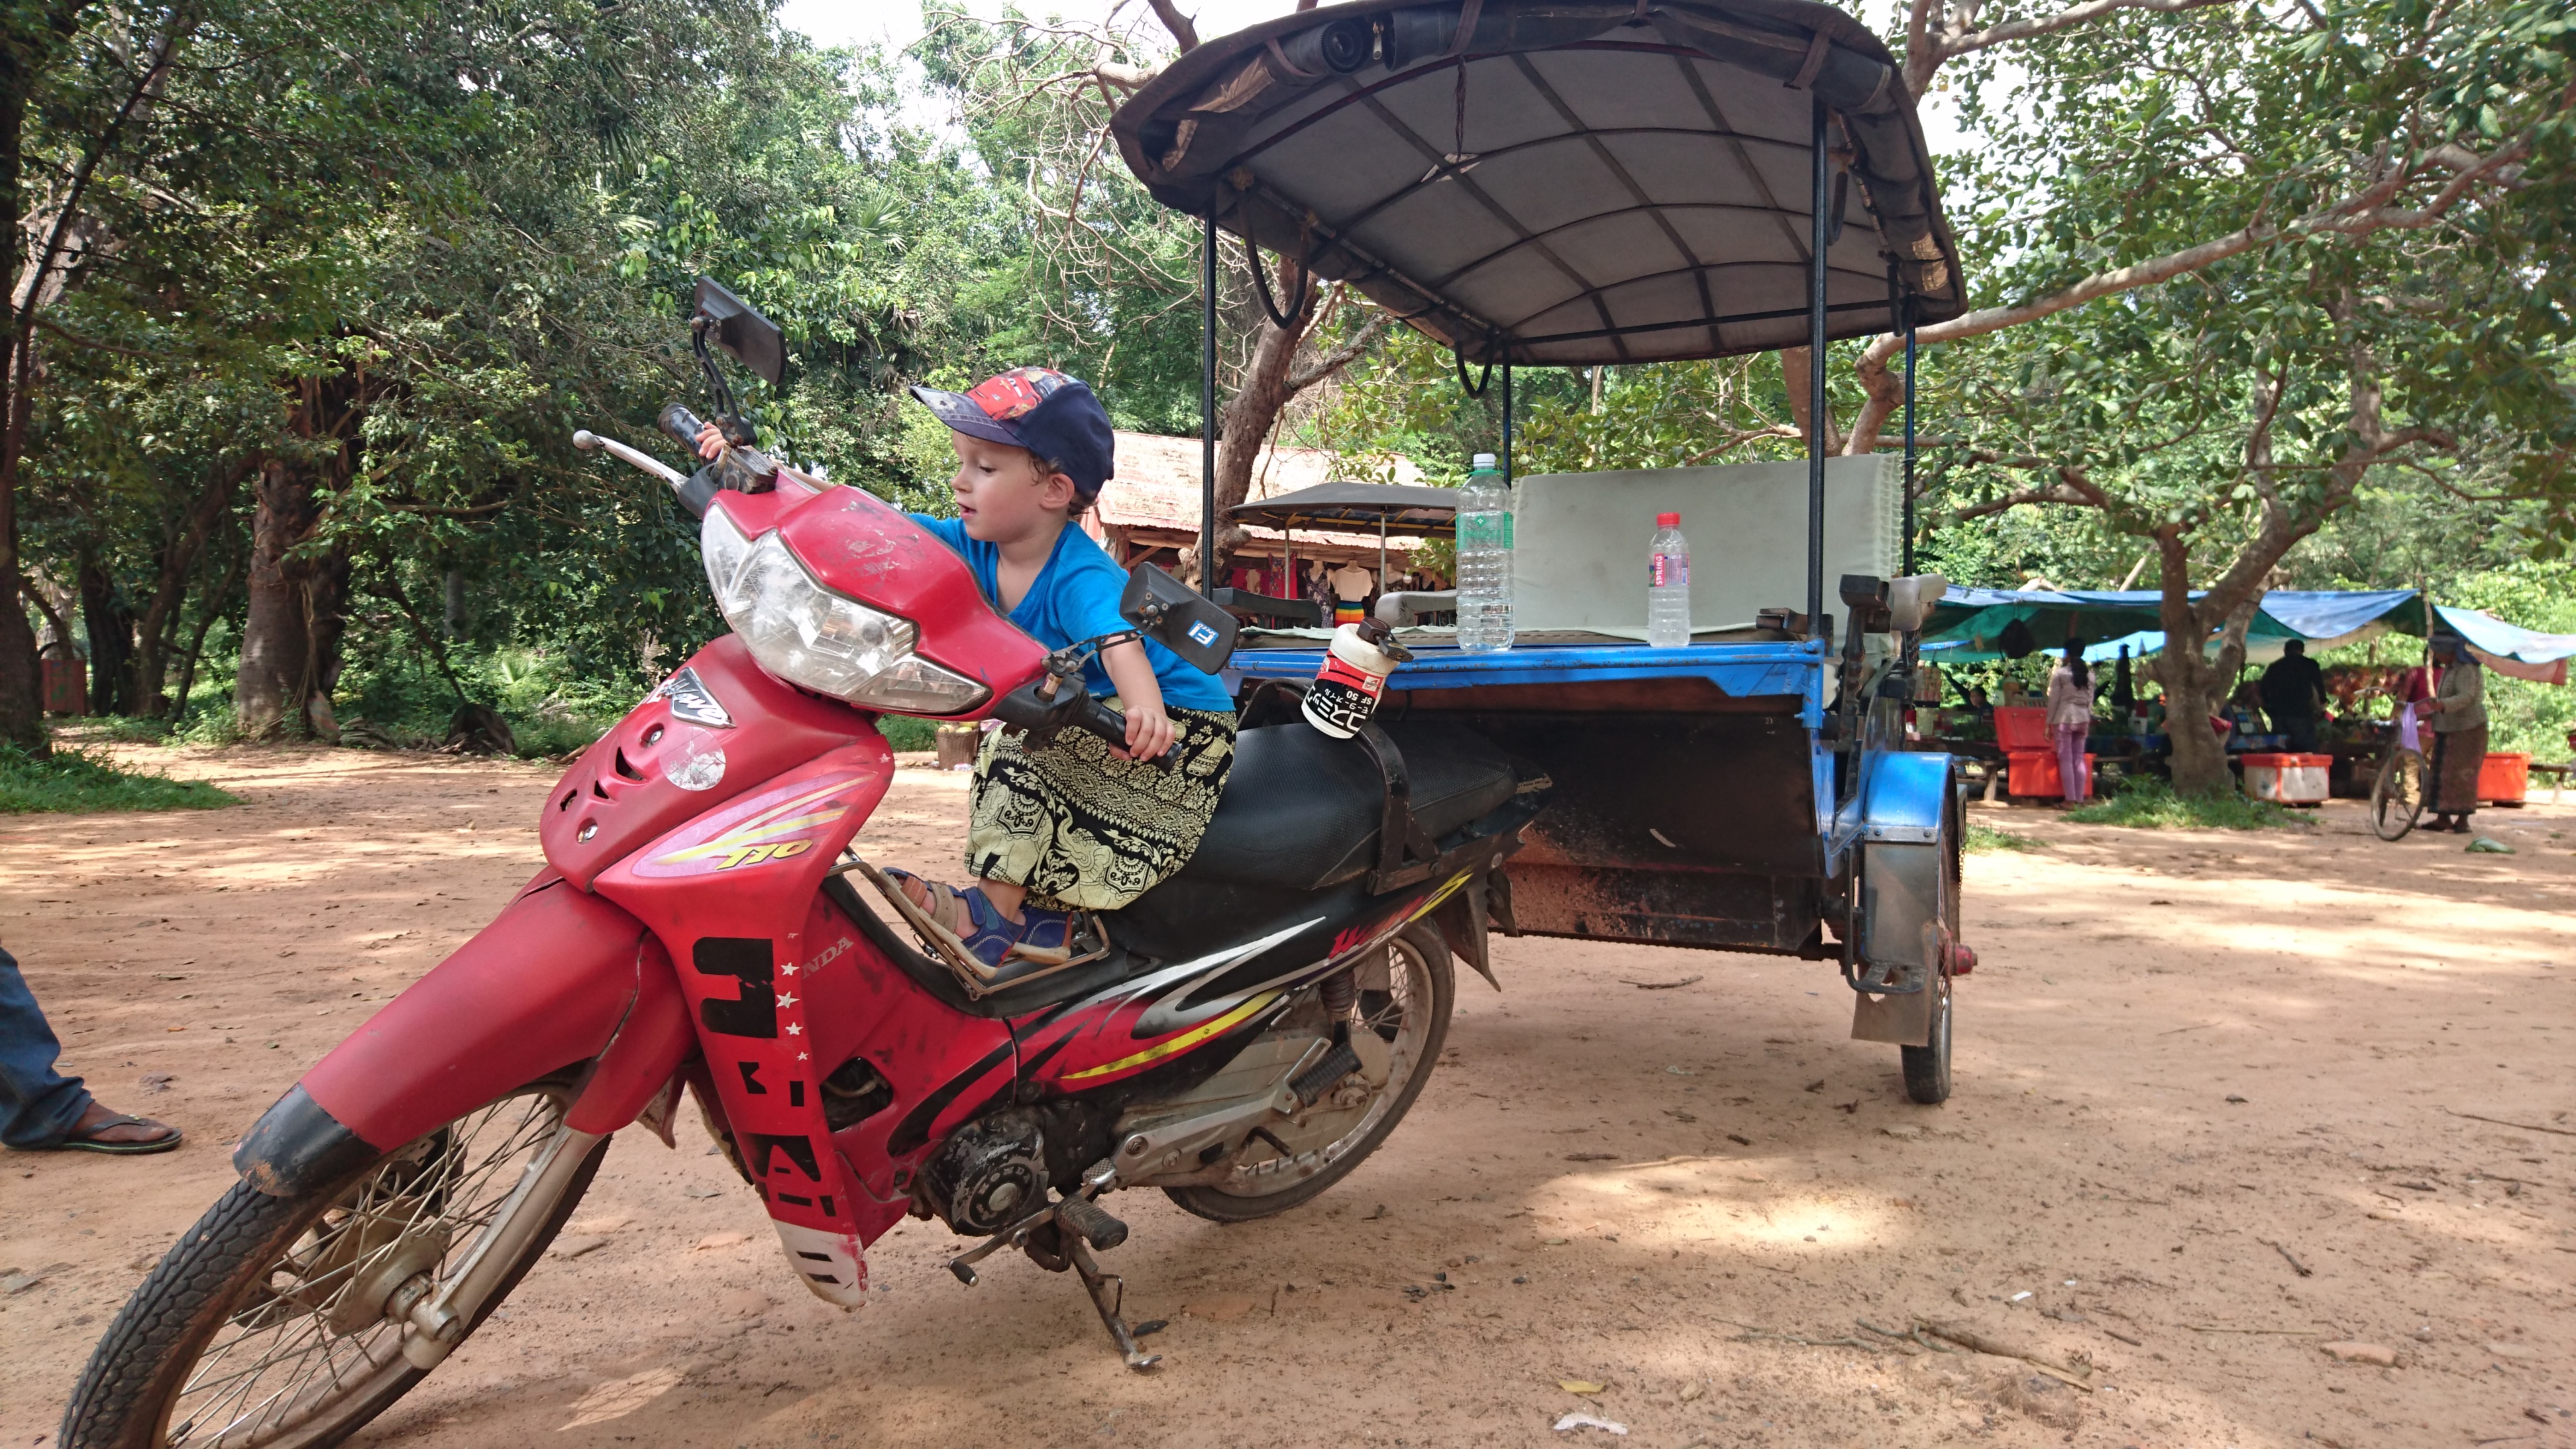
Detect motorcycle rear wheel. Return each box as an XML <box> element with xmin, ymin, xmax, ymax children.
<box><xmin>1165</xmin><ymin>922</ymin><xmax>1453</xmax><ymax>1223</ymax></box>
<box><xmin>60</xmin><ymin>1076</ymin><xmax>604</xmax><ymax>1449</ymax></box>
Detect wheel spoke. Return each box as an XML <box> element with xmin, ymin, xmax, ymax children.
<box><xmin>162</xmin><ymin>1088</ymin><xmax>573</xmax><ymax>1447</ymax></box>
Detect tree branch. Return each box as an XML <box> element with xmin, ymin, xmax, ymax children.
<box><xmin>1844</xmin><ymin>131</ymin><xmax>2540</xmax><ymax>455</ymax></box>
<box><xmin>1938</xmin><ymin>0</ymin><xmax>2232</xmax><ymax>63</ymax></box>
<box><xmin>1144</xmin><ymin>0</ymin><xmax>1198</xmax><ymax>52</ymax></box>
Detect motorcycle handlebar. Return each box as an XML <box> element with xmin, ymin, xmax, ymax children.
<box><xmin>572</xmin><ymin>429</ymin><xmax>687</xmax><ymax>487</ymax></box>
<box><xmin>1065</xmin><ymin>694</ymin><xmax>1180</xmax><ymax>768</ymax></box>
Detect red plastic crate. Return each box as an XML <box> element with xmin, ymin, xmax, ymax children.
<box><xmin>2480</xmin><ymin>752</ymin><xmax>2529</xmax><ymax>804</ymax></box>
<box><xmin>1993</xmin><ymin>706</ymin><xmax>2051</xmax><ymax>752</ymax></box>
<box><xmin>2007</xmin><ymin>749</ymin><xmax>2095</xmax><ymax>798</ymax></box>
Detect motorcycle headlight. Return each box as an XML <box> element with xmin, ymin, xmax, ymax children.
<box><xmin>700</xmin><ymin>506</ymin><xmax>989</xmax><ymax>714</ymax></box>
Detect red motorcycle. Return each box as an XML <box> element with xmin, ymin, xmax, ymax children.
<box><xmin>62</xmin><ymin>284</ymin><xmax>1542</xmax><ymax>1448</ymax></box>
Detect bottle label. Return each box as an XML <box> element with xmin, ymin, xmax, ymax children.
<box><xmin>1303</xmin><ymin>653</ymin><xmax>1390</xmax><ymax>739</ymax></box>
<box><xmin>1459</xmin><ymin>513</ymin><xmax>1513</xmax><ymax>549</ymax></box>
<box><xmin>1650</xmin><ymin>553</ymin><xmax>1688</xmax><ymax>588</ymax></box>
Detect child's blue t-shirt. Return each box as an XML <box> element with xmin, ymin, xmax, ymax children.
<box><xmin>908</xmin><ymin>515</ymin><xmax>1234</xmax><ymax>713</ymax></box>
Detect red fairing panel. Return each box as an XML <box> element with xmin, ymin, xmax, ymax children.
<box><xmin>593</xmin><ymin>741</ymin><xmax>908</xmax><ymax>1306</ymax></box>
<box><xmin>299</xmin><ymin>875</ymin><xmax>674</xmax><ymax>1152</ymax></box>
<box><xmin>792</xmin><ymin>893</ymin><xmax>1018</xmax><ymax>1246</ymax></box>
<box><xmin>540</xmin><ymin>635</ymin><xmax>871</xmax><ymax>890</ymax></box>
<box><xmin>714</xmin><ymin>482</ymin><xmax>1048</xmax><ymax>710</ymax></box>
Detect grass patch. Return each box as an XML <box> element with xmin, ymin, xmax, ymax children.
<box><xmin>1964</xmin><ymin>822</ymin><xmax>2037</xmax><ymax>853</ymax></box>
<box><xmin>2063</xmin><ymin>777</ymin><xmax>2312</xmax><ymax>831</ymax></box>
<box><xmin>0</xmin><ymin>744</ymin><xmax>237</xmax><ymax>814</ymax></box>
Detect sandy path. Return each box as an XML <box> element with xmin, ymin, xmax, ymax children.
<box><xmin>2</xmin><ymin>746</ymin><xmax>2571</xmax><ymax>1448</ymax></box>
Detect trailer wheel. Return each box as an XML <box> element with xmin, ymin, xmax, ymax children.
<box><xmin>1900</xmin><ymin>971</ymin><xmax>1951</xmax><ymax>1104</ymax></box>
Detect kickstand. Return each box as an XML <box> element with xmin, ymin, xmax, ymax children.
<box><xmin>1065</xmin><ymin>1236</ymin><xmax>1161</xmax><ymax>1371</ymax></box>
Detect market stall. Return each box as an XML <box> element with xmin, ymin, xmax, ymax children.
<box><xmin>1907</xmin><ymin>587</ymin><xmax>2576</xmax><ymax>804</ymax></box>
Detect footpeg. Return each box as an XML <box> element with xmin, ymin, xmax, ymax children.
<box><xmin>1056</xmin><ymin>1193</ymin><xmax>1128</xmax><ymax>1250</ymax></box>
<box><xmin>1290</xmin><ymin>1033</ymin><xmax>1362</xmax><ymax>1105</ymax></box>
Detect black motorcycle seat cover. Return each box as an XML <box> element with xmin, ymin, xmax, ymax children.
<box><xmin>1175</xmin><ymin>722</ymin><xmax>1518</xmax><ymax>890</ymax></box>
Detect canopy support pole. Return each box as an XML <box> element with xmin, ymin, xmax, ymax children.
<box><xmin>1501</xmin><ymin>364</ymin><xmax>1513</xmax><ymax>483</ymax></box>
<box><xmin>1805</xmin><ymin>95</ymin><xmax>1829</xmax><ymax>637</ymax></box>
<box><xmin>1902</xmin><ymin>321</ymin><xmax>1917</xmax><ymax>577</ymax></box>
<box><xmin>1200</xmin><ymin>207</ymin><xmax>1218</xmax><ymax>598</ymax></box>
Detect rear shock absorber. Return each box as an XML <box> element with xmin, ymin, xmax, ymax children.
<box><xmin>1318</xmin><ymin>964</ymin><xmax>1358</xmax><ymax>1022</ymax></box>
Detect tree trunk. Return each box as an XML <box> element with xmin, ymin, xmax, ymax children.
<box><xmin>1208</xmin><ymin>266</ymin><xmax>1314</xmax><ymax>581</ymax></box>
<box><xmin>1780</xmin><ymin>345</ymin><xmax>1843</xmax><ymax>455</ymax></box>
<box><xmin>237</xmin><ymin>374</ymin><xmax>360</xmax><ymax>739</ymax></box>
<box><xmin>171</xmin><ymin>534</ymin><xmax>245</xmax><ymax>725</ymax></box>
<box><xmin>130</xmin><ymin>455</ymin><xmax>246</xmax><ymax>715</ymax></box>
<box><xmin>0</xmin><ymin>2</ymin><xmax>182</xmax><ymax>750</ymax></box>
<box><xmin>2149</xmin><ymin>532</ymin><xmax>2261</xmax><ymax>797</ymax></box>
<box><xmin>78</xmin><ymin>550</ymin><xmax>133</xmax><ymax>715</ymax></box>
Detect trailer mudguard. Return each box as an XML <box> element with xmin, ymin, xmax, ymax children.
<box><xmin>1852</xmin><ymin>752</ymin><xmax>1959</xmax><ymax>1046</ymax></box>
<box><xmin>235</xmin><ymin>873</ymin><xmax>690</xmax><ymax>1196</ymax></box>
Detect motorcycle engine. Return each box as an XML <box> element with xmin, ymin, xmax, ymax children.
<box><xmin>917</xmin><ymin>1110</ymin><xmax>1046</xmax><ymax>1236</ymax></box>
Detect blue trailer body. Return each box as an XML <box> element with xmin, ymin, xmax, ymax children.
<box><xmin>1232</xmin><ymin>638</ymin><xmax>1959</xmax><ymax>989</ymax></box>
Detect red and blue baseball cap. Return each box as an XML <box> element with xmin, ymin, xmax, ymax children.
<box><xmin>910</xmin><ymin>367</ymin><xmax>1116</xmax><ymax>498</ymax></box>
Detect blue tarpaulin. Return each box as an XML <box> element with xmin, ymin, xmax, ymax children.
<box><xmin>1921</xmin><ymin>588</ymin><xmax>2571</xmax><ymax>678</ymax></box>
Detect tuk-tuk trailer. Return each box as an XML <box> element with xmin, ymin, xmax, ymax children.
<box><xmin>1110</xmin><ymin>0</ymin><xmax>1975</xmax><ymax>1101</ymax></box>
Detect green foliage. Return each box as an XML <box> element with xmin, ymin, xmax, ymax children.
<box><xmin>877</xmin><ymin>714</ymin><xmax>940</xmax><ymax>753</ymax></box>
<box><xmin>2063</xmin><ymin>777</ymin><xmax>2314</xmax><ymax>831</ymax></box>
<box><xmin>0</xmin><ymin>745</ymin><xmax>237</xmax><ymax>814</ymax></box>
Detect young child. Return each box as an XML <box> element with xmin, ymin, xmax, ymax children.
<box><xmin>696</xmin><ymin>368</ymin><xmax>1236</xmax><ymax>969</ymax></box>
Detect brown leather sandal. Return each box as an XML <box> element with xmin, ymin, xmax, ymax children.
<box><xmin>49</xmin><ymin>1112</ymin><xmax>182</xmax><ymax>1156</ymax></box>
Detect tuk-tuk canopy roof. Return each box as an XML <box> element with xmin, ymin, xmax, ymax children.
<box><xmin>1228</xmin><ymin>480</ymin><xmax>1460</xmax><ymax>537</ymax></box>
<box><xmin>1111</xmin><ymin>0</ymin><xmax>1967</xmax><ymax>367</ymax></box>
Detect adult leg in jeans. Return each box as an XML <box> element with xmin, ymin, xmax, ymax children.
<box><xmin>2057</xmin><ymin>722</ymin><xmax>2090</xmax><ymax>804</ymax></box>
<box><xmin>0</xmin><ymin>945</ymin><xmax>178</xmax><ymax>1152</ymax></box>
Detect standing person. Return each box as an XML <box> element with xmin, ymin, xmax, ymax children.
<box><xmin>2422</xmin><ymin>636</ymin><xmax>2488</xmax><ymax>834</ymax></box>
<box><xmin>3</xmin><ymin>945</ymin><xmax>182</xmax><ymax>1154</ymax></box>
<box><xmin>2045</xmin><ymin>645</ymin><xmax>2094</xmax><ymax>804</ymax></box>
<box><xmin>2259</xmin><ymin>639</ymin><xmax>2328</xmax><ymax>754</ymax></box>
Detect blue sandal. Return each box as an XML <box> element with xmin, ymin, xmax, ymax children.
<box><xmin>886</xmin><ymin>871</ymin><xmax>1075</xmax><ymax>970</ymax></box>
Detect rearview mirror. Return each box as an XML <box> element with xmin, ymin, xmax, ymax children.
<box><xmin>692</xmin><ymin>277</ymin><xmax>786</xmax><ymax>388</ymax></box>
<box><xmin>1120</xmin><ymin>564</ymin><xmax>1238</xmax><ymax>674</ymax></box>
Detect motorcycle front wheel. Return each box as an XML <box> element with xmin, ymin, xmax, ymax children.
<box><xmin>1165</xmin><ymin>921</ymin><xmax>1454</xmax><ymax>1223</ymax></box>
<box><xmin>60</xmin><ymin>1076</ymin><xmax>604</xmax><ymax>1449</ymax></box>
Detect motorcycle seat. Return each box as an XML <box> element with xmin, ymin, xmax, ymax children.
<box><xmin>1176</xmin><ymin>722</ymin><xmax>1520</xmax><ymax>891</ymax></box>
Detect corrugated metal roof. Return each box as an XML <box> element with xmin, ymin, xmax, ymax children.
<box><xmin>1095</xmin><ymin>431</ymin><xmax>1426</xmax><ymax>550</ymax></box>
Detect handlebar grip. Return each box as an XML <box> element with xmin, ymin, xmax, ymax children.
<box><xmin>1076</xmin><ymin>698</ymin><xmax>1179</xmax><ymax>767</ymax></box>
<box><xmin>658</xmin><ymin>402</ymin><xmax>709</xmax><ymax>452</ymax></box>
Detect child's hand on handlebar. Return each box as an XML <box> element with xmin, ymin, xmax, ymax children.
<box><xmin>1113</xmin><ymin>698</ymin><xmax>1176</xmax><ymax>763</ymax></box>
<box><xmin>694</xmin><ymin>422</ymin><xmax>726</xmax><ymax>462</ymax></box>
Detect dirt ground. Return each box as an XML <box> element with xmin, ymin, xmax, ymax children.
<box><xmin>3</xmin><ymin>745</ymin><xmax>2573</xmax><ymax>1449</ymax></box>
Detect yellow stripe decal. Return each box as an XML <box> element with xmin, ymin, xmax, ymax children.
<box><xmin>1061</xmin><ymin>991</ymin><xmax>1281</xmax><ymax>1083</ymax></box>
<box><xmin>658</xmin><ymin>806</ymin><xmax>849</xmax><ymax>863</ymax></box>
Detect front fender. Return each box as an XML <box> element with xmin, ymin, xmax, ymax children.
<box><xmin>235</xmin><ymin>873</ymin><xmax>690</xmax><ymax>1196</ymax></box>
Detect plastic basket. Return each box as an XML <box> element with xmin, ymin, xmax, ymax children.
<box><xmin>2480</xmin><ymin>752</ymin><xmax>2530</xmax><ymax>804</ymax></box>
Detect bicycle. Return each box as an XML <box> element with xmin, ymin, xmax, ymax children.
<box><xmin>2365</xmin><ymin>690</ymin><xmax>2428</xmax><ymax>841</ymax></box>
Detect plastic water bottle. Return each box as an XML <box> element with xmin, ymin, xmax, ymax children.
<box><xmin>1646</xmin><ymin>511</ymin><xmax>1690</xmax><ymax>647</ymax></box>
<box><xmin>1455</xmin><ymin>453</ymin><xmax>1514</xmax><ymax>653</ymax></box>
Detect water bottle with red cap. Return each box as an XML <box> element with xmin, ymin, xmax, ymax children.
<box><xmin>1647</xmin><ymin>511</ymin><xmax>1690</xmax><ymax>647</ymax></box>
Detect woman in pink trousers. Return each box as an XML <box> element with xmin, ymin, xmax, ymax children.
<box><xmin>2045</xmin><ymin>645</ymin><xmax>2094</xmax><ymax>804</ymax></box>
